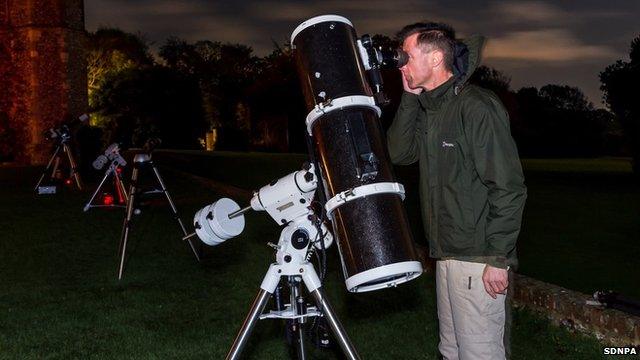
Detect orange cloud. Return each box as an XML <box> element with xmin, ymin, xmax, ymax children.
<box><xmin>484</xmin><ymin>30</ymin><xmax>615</xmax><ymax>62</ymax></box>
<box><xmin>493</xmin><ymin>1</ymin><xmax>566</xmax><ymax>23</ymax></box>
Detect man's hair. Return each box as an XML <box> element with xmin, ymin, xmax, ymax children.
<box><xmin>397</xmin><ymin>22</ymin><xmax>456</xmax><ymax>72</ymax></box>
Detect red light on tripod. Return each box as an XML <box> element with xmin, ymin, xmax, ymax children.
<box><xmin>103</xmin><ymin>193</ymin><xmax>114</xmax><ymax>205</ymax></box>
<box><xmin>64</xmin><ymin>178</ymin><xmax>73</xmax><ymax>185</ymax></box>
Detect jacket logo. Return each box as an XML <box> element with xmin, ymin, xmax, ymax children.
<box><xmin>442</xmin><ymin>141</ymin><xmax>455</xmax><ymax>148</ymax></box>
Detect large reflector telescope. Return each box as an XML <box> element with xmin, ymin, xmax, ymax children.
<box><xmin>291</xmin><ymin>15</ymin><xmax>422</xmax><ymax>292</ymax></box>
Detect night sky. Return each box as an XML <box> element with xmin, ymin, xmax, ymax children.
<box><xmin>85</xmin><ymin>0</ymin><xmax>640</xmax><ymax>107</ymax></box>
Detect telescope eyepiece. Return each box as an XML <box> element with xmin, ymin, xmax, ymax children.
<box><xmin>376</xmin><ymin>48</ymin><xmax>408</xmax><ymax>69</ymax></box>
<box><xmin>359</xmin><ymin>34</ymin><xmax>408</xmax><ymax>69</ymax></box>
<box><xmin>387</xmin><ymin>49</ymin><xmax>408</xmax><ymax>68</ymax></box>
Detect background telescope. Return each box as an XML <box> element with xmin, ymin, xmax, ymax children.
<box><xmin>83</xmin><ymin>143</ymin><xmax>128</xmax><ymax>212</ymax></box>
<box><xmin>92</xmin><ymin>143</ymin><xmax>126</xmax><ymax>170</ymax></box>
<box><xmin>34</xmin><ymin>113</ymin><xmax>89</xmax><ymax>192</ymax></box>
<box><xmin>43</xmin><ymin>113</ymin><xmax>89</xmax><ymax>143</ymax></box>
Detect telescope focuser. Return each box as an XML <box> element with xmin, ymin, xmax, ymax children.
<box><xmin>357</xmin><ymin>34</ymin><xmax>408</xmax><ymax>106</ymax></box>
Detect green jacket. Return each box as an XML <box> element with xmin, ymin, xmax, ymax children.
<box><xmin>386</xmin><ymin>35</ymin><xmax>527</xmax><ymax>269</ymax></box>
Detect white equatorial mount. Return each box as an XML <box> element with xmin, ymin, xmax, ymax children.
<box><xmin>190</xmin><ymin>163</ymin><xmax>359</xmax><ymax>360</ymax></box>
<box><xmin>192</xmin><ymin>163</ymin><xmax>332</xmax><ymax>251</ymax></box>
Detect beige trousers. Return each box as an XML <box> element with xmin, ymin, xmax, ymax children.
<box><xmin>436</xmin><ymin>259</ymin><xmax>506</xmax><ymax>360</ymax></box>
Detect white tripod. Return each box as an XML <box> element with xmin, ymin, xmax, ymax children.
<box><xmin>226</xmin><ymin>216</ymin><xmax>360</xmax><ymax>360</ymax></box>
<box><xmin>83</xmin><ymin>160</ymin><xmax>129</xmax><ymax>212</ymax></box>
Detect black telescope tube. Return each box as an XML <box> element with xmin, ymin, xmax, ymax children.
<box><xmin>291</xmin><ymin>15</ymin><xmax>422</xmax><ymax>292</ymax></box>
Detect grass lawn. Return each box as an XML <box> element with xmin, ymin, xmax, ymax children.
<box><xmin>517</xmin><ymin>159</ymin><xmax>640</xmax><ymax>300</ymax></box>
<box><xmin>0</xmin><ymin>159</ymin><xmax>609</xmax><ymax>359</ymax></box>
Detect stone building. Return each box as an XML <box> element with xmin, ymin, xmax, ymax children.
<box><xmin>0</xmin><ymin>0</ymin><xmax>87</xmax><ymax>164</ymax></box>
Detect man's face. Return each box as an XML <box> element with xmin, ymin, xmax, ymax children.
<box><xmin>400</xmin><ymin>33</ymin><xmax>434</xmax><ymax>90</ymax></box>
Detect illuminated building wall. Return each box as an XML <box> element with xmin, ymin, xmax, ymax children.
<box><xmin>0</xmin><ymin>0</ymin><xmax>87</xmax><ymax>164</ymax></box>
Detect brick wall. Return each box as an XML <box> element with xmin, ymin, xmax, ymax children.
<box><xmin>0</xmin><ymin>0</ymin><xmax>87</xmax><ymax>164</ymax></box>
<box><xmin>513</xmin><ymin>273</ymin><xmax>640</xmax><ymax>346</ymax></box>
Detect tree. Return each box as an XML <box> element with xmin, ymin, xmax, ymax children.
<box><xmin>91</xmin><ymin>66</ymin><xmax>207</xmax><ymax>149</ymax></box>
<box><xmin>87</xmin><ymin>28</ymin><xmax>153</xmax><ymax>107</ymax></box>
<box><xmin>159</xmin><ymin>39</ymin><xmax>261</xmax><ymax>149</ymax></box>
<box><xmin>600</xmin><ymin>35</ymin><xmax>640</xmax><ymax>175</ymax></box>
<box><xmin>469</xmin><ymin>65</ymin><xmax>511</xmax><ymax>94</ymax></box>
<box><xmin>246</xmin><ymin>44</ymin><xmax>306</xmax><ymax>152</ymax></box>
<box><xmin>539</xmin><ymin>84</ymin><xmax>593</xmax><ymax>112</ymax></box>
<box><xmin>514</xmin><ymin>85</ymin><xmax>605</xmax><ymax>157</ymax></box>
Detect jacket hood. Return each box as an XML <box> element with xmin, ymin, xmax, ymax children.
<box><xmin>452</xmin><ymin>34</ymin><xmax>486</xmax><ymax>89</ymax></box>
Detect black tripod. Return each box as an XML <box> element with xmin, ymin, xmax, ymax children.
<box><xmin>118</xmin><ymin>152</ymin><xmax>201</xmax><ymax>279</ymax></box>
<box><xmin>34</xmin><ymin>138</ymin><xmax>83</xmax><ymax>192</ymax></box>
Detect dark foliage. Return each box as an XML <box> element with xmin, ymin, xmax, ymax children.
<box><xmin>246</xmin><ymin>45</ymin><xmax>307</xmax><ymax>152</ymax></box>
<box><xmin>87</xmin><ymin>28</ymin><xmax>154</xmax><ymax>103</ymax></box>
<box><xmin>88</xmin><ymin>28</ymin><xmax>154</xmax><ymax>66</ymax></box>
<box><xmin>470</xmin><ymin>66</ymin><xmax>611</xmax><ymax>158</ymax></box>
<box><xmin>92</xmin><ymin>66</ymin><xmax>207</xmax><ymax>149</ymax></box>
<box><xmin>75</xmin><ymin>125</ymin><xmax>105</xmax><ymax>179</ymax></box>
<box><xmin>600</xmin><ymin>35</ymin><xmax>640</xmax><ymax>174</ymax></box>
<box><xmin>469</xmin><ymin>65</ymin><xmax>511</xmax><ymax>94</ymax></box>
<box><xmin>159</xmin><ymin>39</ymin><xmax>260</xmax><ymax>150</ymax></box>
<box><xmin>512</xmin><ymin>85</ymin><xmax>605</xmax><ymax>157</ymax></box>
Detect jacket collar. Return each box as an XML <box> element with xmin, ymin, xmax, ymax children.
<box><xmin>419</xmin><ymin>76</ymin><xmax>456</xmax><ymax>110</ymax></box>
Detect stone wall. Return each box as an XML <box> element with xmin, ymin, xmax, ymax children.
<box><xmin>0</xmin><ymin>0</ymin><xmax>87</xmax><ymax>164</ymax></box>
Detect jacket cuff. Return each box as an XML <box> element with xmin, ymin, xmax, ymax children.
<box><xmin>485</xmin><ymin>256</ymin><xmax>508</xmax><ymax>269</ymax></box>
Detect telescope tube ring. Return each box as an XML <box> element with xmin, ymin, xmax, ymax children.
<box><xmin>324</xmin><ymin>182</ymin><xmax>405</xmax><ymax>217</ymax></box>
<box><xmin>305</xmin><ymin>95</ymin><xmax>381</xmax><ymax>135</ymax></box>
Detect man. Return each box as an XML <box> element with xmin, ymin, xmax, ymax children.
<box><xmin>387</xmin><ymin>23</ymin><xmax>527</xmax><ymax>360</ymax></box>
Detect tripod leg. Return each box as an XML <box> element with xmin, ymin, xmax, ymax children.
<box><xmin>226</xmin><ymin>289</ymin><xmax>272</xmax><ymax>360</ymax></box>
<box><xmin>34</xmin><ymin>145</ymin><xmax>61</xmax><ymax>191</ymax></box>
<box><xmin>83</xmin><ymin>166</ymin><xmax>113</xmax><ymax>212</ymax></box>
<box><xmin>290</xmin><ymin>278</ymin><xmax>307</xmax><ymax>360</ymax></box>
<box><xmin>294</xmin><ymin>318</ymin><xmax>306</xmax><ymax>360</ymax></box>
<box><xmin>115</xmin><ymin>168</ymin><xmax>128</xmax><ymax>204</ymax></box>
<box><xmin>150</xmin><ymin>163</ymin><xmax>201</xmax><ymax>262</ymax></box>
<box><xmin>226</xmin><ymin>265</ymin><xmax>281</xmax><ymax>360</ymax></box>
<box><xmin>64</xmin><ymin>143</ymin><xmax>83</xmax><ymax>190</ymax></box>
<box><xmin>118</xmin><ymin>166</ymin><xmax>139</xmax><ymax>280</ymax></box>
<box><xmin>309</xmin><ymin>287</ymin><xmax>361</xmax><ymax>360</ymax></box>
<box><xmin>52</xmin><ymin>157</ymin><xmax>61</xmax><ymax>179</ymax></box>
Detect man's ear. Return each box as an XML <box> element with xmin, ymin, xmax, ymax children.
<box><xmin>431</xmin><ymin>49</ymin><xmax>444</xmax><ymax>68</ymax></box>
